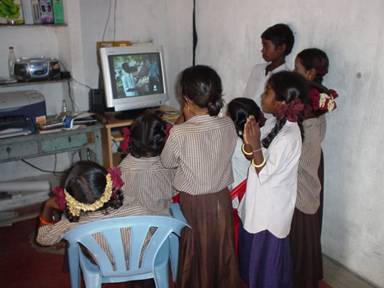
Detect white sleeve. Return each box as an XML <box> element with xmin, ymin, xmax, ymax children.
<box><xmin>254</xmin><ymin>130</ymin><xmax>301</xmax><ymax>185</ymax></box>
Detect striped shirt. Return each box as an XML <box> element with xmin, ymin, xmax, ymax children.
<box><xmin>119</xmin><ymin>154</ymin><xmax>175</xmax><ymax>215</ymax></box>
<box><xmin>36</xmin><ymin>205</ymin><xmax>148</xmax><ymax>246</ymax></box>
<box><xmin>296</xmin><ymin>115</ymin><xmax>326</xmax><ymax>214</ymax></box>
<box><xmin>160</xmin><ymin>114</ymin><xmax>237</xmax><ymax>195</ymax></box>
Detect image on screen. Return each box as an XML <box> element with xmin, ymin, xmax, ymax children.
<box><xmin>109</xmin><ymin>53</ymin><xmax>164</xmax><ymax>99</ymax></box>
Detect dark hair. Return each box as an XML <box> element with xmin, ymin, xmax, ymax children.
<box><xmin>122</xmin><ymin>63</ymin><xmax>137</xmax><ymax>73</ymax></box>
<box><xmin>227</xmin><ymin>98</ymin><xmax>266</xmax><ymax>139</ymax></box>
<box><xmin>261</xmin><ymin>23</ymin><xmax>295</xmax><ymax>56</ymax></box>
<box><xmin>130</xmin><ymin>111</ymin><xmax>168</xmax><ymax>158</ymax></box>
<box><xmin>180</xmin><ymin>65</ymin><xmax>223</xmax><ymax>116</ymax></box>
<box><xmin>64</xmin><ymin>161</ymin><xmax>124</xmax><ymax>222</ymax></box>
<box><xmin>262</xmin><ymin>71</ymin><xmax>309</xmax><ymax>148</ymax></box>
<box><xmin>297</xmin><ymin>48</ymin><xmax>329</xmax><ymax>84</ymax></box>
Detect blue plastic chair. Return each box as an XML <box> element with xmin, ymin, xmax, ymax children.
<box><xmin>63</xmin><ymin>215</ymin><xmax>188</xmax><ymax>288</ymax></box>
<box><xmin>169</xmin><ymin>203</ymin><xmax>189</xmax><ymax>282</ymax></box>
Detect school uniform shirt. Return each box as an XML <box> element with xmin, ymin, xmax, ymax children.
<box><xmin>296</xmin><ymin>115</ymin><xmax>326</xmax><ymax>214</ymax></box>
<box><xmin>231</xmin><ymin>137</ymin><xmax>250</xmax><ymax>207</ymax></box>
<box><xmin>231</xmin><ymin>137</ymin><xmax>250</xmax><ymax>188</ymax></box>
<box><xmin>160</xmin><ymin>114</ymin><xmax>237</xmax><ymax>195</ymax></box>
<box><xmin>36</xmin><ymin>205</ymin><xmax>148</xmax><ymax>246</ymax></box>
<box><xmin>119</xmin><ymin>154</ymin><xmax>175</xmax><ymax>215</ymax></box>
<box><xmin>243</xmin><ymin>63</ymin><xmax>289</xmax><ymax>114</ymax></box>
<box><xmin>238</xmin><ymin>117</ymin><xmax>302</xmax><ymax>238</ymax></box>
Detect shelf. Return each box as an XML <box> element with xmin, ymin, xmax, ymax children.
<box><xmin>0</xmin><ymin>23</ymin><xmax>67</xmax><ymax>27</ymax></box>
<box><xmin>0</xmin><ymin>78</ymin><xmax>70</xmax><ymax>88</ymax></box>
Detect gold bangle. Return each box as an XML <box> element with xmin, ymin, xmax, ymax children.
<box><xmin>241</xmin><ymin>144</ymin><xmax>253</xmax><ymax>156</ymax></box>
<box><xmin>251</xmin><ymin>157</ymin><xmax>266</xmax><ymax>168</ymax></box>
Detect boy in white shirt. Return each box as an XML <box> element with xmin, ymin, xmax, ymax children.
<box><xmin>243</xmin><ymin>23</ymin><xmax>295</xmax><ymax>110</ymax></box>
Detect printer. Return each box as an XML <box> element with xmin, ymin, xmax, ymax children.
<box><xmin>0</xmin><ymin>90</ymin><xmax>46</xmax><ymax>136</ymax></box>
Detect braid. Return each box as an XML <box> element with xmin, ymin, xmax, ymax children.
<box><xmin>107</xmin><ymin>188</ymin><xmax>124</xmax><ymax>209</ymax></box>
<box><xmin>261</xmin><ymin>118</ymin><xmax>287</xmax><ymax>148</ymax></box>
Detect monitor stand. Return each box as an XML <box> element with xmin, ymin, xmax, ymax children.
<box><xmin>114</xmin><ymin>107</ymin><xmax>160</xmax><ymax>120</ymax></box>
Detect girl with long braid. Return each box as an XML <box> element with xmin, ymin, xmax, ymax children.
<box><xmin>238</xmin><ymin>71</ymin><xmax>309</xmax><ymax>288</ymax></box>
<box><xmin>290</xmin><ymin>48</ymin><xmax>338</xmax><ymax>288</ymax></box>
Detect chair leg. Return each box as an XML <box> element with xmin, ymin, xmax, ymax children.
<box><xmin>153</xmin><ymin>260</ymin><xmax>169</xmax><ymax>288</ymax></box>
<box><xmin>68</xmin><ymin>263</ymin><xmax>81</xmax><ymax>288</ymax></box>
<box><xmin>67</xmin><ymin>246</ymin><xmax>81</xmax><ymax>288</ymax></box>
<box><xmin>169</xmin><ymin>233</ymin><xmax>179</xmax><ymax>282</ymax></box>
<box><xmin>82</xmin><ymin>272</ymin><xmax>102</xmax><ymax>288</ymax></box>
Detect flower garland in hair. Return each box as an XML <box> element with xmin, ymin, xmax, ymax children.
<box><xmin>164</xmin><ymin>123</ymin><xmax>172</xmax><ymax>138</ymax></box>
<box><xmin>275</xmin><ymin>99</ymin><xmax>305</xmax><ymax>122</ymax></box>
<box><xmin>64</xmin><ymin>174</ymin><xmax>113</xmax><ymax>217</ymax></box>
<box><xmin>107</xmin><ymin>166</ymin><xmax>124</xmax><ymax>190</ymax></box>
<box><xmin>120</xmin><ymin>127</ymin><xmax>131</xmax><ymax>153</ymax></box>
<box><xmin>309</xmin><ymin>88</ymin><xmax>338</xmax><ymax>112</ymax></box>
<box><xmin>53</xmin><ymin>186</ymin><xmax>66</xmax><ymax>211</ymax></box>
<box><xmin>52</xmin><ymin>167</ymin><xmax>125</xmax><ymax>216</ymax></box>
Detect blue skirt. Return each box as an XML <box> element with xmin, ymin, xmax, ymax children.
<box><xmin>238</xmin><ymin>226</ymin><xmax>292</xmax><ymax>288</ymax></box>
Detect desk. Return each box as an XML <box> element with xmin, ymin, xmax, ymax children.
<box><xmin>0</xmin><ymin>124</ymin><xmax>103</xmax><ymax>164</ymax></box>
<box><xmin>0</xmin><ymin>124</ymin><xmax>103</xmax><ymax>225</ymax></box>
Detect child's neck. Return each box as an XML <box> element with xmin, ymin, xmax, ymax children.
<box><xmin>266</xmin><ymin>57</ymin><xmax>285</xmax><ymax>75</ymax></box>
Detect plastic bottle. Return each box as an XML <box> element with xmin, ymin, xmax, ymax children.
<box><xmin>8</xmin><ymin>46</ymin><xmax>16</xmax><ymax>79</ymax></box>
<box><xmin>62</xmin><ymin>99</ymin><xmax>68</xmax><ymax>115</ymax></box>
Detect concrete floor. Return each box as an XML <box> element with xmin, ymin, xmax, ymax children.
<box><xmin>323</xmin><ymin>256</ymin><xmax>379</xmax><ymax>288</ymax></box>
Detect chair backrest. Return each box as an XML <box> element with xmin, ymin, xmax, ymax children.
<box><xmin>63</xmin><ymin>215</ymin><xmax>187</xmax><ymax>278</ymax></box>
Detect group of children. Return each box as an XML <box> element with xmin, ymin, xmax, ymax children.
<box><xmin>36</xmin><ymin>22</ymin><xmax>338</xmax><ymax>288</ymax></box>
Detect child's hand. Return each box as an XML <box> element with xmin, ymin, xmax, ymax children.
<box><xmin>243</xmin><ymin>116</ymin><xmax>261</xmax><ymax>150</ymax></box>
<box><xmin>44</xmin><ymin>197</ymin><xmax>61</xmax><ymax>211</ymax></box>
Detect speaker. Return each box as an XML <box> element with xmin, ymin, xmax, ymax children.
<box><xmin>89</xmin><ymin>89</ymin><xmax>106</xmax><ymax>113</ymax></box>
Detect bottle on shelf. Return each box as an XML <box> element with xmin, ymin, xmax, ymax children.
<box><xmin>61</xmin><ymin>99</ymin><xmax>68</xmax><ymax>115</ymax></box>
<box><xmin>8</xmin><ymin>46</ymin><xmax>16</xmax><ymax>79</ymax></box>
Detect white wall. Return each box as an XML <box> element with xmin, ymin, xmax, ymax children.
<box><xmin>73</xmin><ymin>0</ymin><xmax>193</xmax><ymax>109</ymax></box>
<box><xmin>195</xmin><ymin>0</ymin><xmax>384</xmax><ymax>286</ymax></box>
<box><xmin>0</xmin><ymin>0</ymin><xmax>192</xmax><ymax>179</ymax></box>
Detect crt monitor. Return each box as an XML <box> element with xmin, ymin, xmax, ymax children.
<box><xmin>99</xmin><ymin>44</ymin><xmax>168</xmax><ymax>113</ymax></box>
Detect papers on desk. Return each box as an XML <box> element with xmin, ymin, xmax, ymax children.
<box><xmin>0</xmin><ymin>128</ymin><xmax>32</xmax><ymax>139</ymax></box>
<box><xmin>38</xmin><ymin>125</ymin><xmax>81</xmax><ymax>134</ymax></box>
<box><xmin>38</xmin><ymin>112</ymin><xmax>97</xmax><ymax>133</ymax></box>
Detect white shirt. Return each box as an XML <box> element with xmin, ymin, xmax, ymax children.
<box><xmin>231</xmin><ymin>137</ymin><xmax>250</xmax><ymax>188</ymax></box>
<box><xmin>231</xmin><ymin>137</ymin><xmax>250</xmax><ymax>208</ymax></box>
<box><xmin>238</xmin><ymin>117</ymin><xmax>302</xmax><ymax>238</ymax></box>
<box><xmin>122</xmin><ymin>72</ymin><xmax>136</xmax><ymax>96</ymax></box>
<box><xmin>243</xmin><ymin>63</ymin><xmax>290</xmax><ymax>117</ymax></box>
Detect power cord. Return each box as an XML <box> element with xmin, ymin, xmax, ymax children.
<box><xmin>21</xmin><ymin>155</ymin><xmax>66</xmax><ymax>175</ymax></box>
<box><xmin>102</xmin><ymin>0</ymin><xmax>113</xmax><ymax>41</ymax></box>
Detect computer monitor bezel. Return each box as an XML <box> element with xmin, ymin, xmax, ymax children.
<box><xmin>99</xmin><ymin>44</ymin><xmax>168</xmax><ymax>112</ymax></box>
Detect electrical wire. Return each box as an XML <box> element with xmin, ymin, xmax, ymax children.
<box><xmin>21</xmin><ymin>156</ymin><xmax>66</xmax><ymax>175</ymax></box>
<box><xmin>102</xmin><ymin>0</ymin><xmax>113</xmax><ymax>41</ymax></box>
<box><xmin>113</xmin><ymin>0</ymin><xmax>117</xmax><ymax>41</ymax></box>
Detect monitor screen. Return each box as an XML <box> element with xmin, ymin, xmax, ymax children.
<box><xmin>100</xmin><ymin>45</ymin><xmax>168</xmax><ymax>112</ymax></box>
<box><xmin>108</xmin><ymin>52</ymin><xmax>164</xmax><ymax>99</ymax></box>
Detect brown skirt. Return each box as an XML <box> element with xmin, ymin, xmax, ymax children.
<box><xmin>290</xmin><ymin>208</ymin><xmax>323</xmax><ymax>288</ymax></box>
<box><xmin>177</xmin><ymin>189</ymin><xmax>241</xmax><ymax>288</ymax></box>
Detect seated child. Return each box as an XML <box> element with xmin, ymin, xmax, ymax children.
<box><xmin>36</xmin><ymin>160</ymin><xmax>147</xmax><ymax>246</ymax></box>
<box><xmin>119</xmin><ymin>111</ymin><xmax>175</xmax><ymax>215</ymax></box>
<box><xmin>243</xmin><ymin>23</ymin><xmax>294</xmax><ymax>110</ymax></box>
<box><xmin>227</xmin><ymin>97</ymin><xmax>266</xmax><ymax>189</ymax></box>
